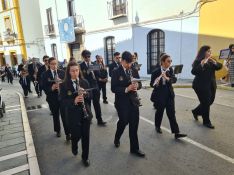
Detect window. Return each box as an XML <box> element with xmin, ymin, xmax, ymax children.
<box><xmin>51</xmin><ymin>44</ymin><xmax>58</xmax><ymax>59</ymax></box>
<box><xmin>1</xmin><ymin>0</ymin><xmax>8</xmax><ymax>10</ymax></box>
<box><xmin>0</xmin><ymin>52</ymin><xmax>6</xmax><ymax>66</ymax></box>
<box><xmin>10</xmin><ymin>52</ymin><xmax>18</xmax><ymax>66</ymax></box>
<box><xmin>104</xmin><ymin>36</ymin><xmax>115</xmax><ymax>65</ymax></box>
<box><xmin>113</xmin><ymin>0</ymin><xmax>127</xmax><ymax>16</ymax></box>
<box><xmin>46</xmin><ymin>8</ymin><xmax>54</xmax><ymax>33</ymax></box>
<box><xmin>67</xmin><ymin>0</ymin><xmax>75</xmax><ymax>17</ymax></box>
<box><xmin>4</xmin><ymin>17</ymin><xmax>12</xmax><ymax>31</ymax></box>
<box><xmin>147</xmin><ymin>29</ymin><xmax>165</xmax><ymax>74</ymax></box>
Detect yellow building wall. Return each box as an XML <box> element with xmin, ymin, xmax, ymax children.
<box><xmin>199</xmin><ymin>0</ymin><xmax>234</xmax><ymax>79</ymax></box>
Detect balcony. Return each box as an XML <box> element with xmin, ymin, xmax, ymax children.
<box><xmin>73</xmin><ymin>15</ymin><xmax>86</xmax><ymax>34</ymax></box>
<box><xmin>3</xmin><ymin>29</ymin><xmax>17</xmax><ymax>44</ymax></box>
<box><xmin>107</xmin><ymin>0</ymin><xmax>128</xmax><ymax>20</ymax></box>
<box><xmin>44</xmin><ymin>24</ymin><xmax>56</xmax><ymax>36</ymax></box>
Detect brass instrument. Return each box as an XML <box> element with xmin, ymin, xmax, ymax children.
<box><xmin>129</xmin><ymin>70</ymin><xmax>143</xmax><ymax>107</ymax></box>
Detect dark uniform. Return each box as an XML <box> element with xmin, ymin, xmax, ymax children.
<box><xmin>150</xmin><ymin>67</ymin><xmax>180</xmax><ymax>134</ymax></box>
<box><xmin>37</xmin><ymin>65</ymin><xmax>48</xmax><ymax>96</ymax></box>
<box><xmin>28</xmin><ymin>63</ymin><xmax>42</xmax><ymax>95</ymax></box>
<box><xmin>59</xmin><ymin>78</ymin><xmax>92</xmax><ymax>161</ymax></box>
<box><xmin>80</xmin><ymin>61</ymin><xmax>105</xmax><ymax>124</ymax></box>
<box><xmin>111</xmin><ymin>65</ymin><xmax>141</xmax><ymax>152</ymax></box>
<box><xmin>42</xmin><ymin>69</ymin><xmax>70</xmax><ymax>136</ymax></box>
<box><xmin>108</xmin><ymin>61</ymin><xmax>120</xmax><ymax>77</ymax></box>
<box><xmin>19</xmin><ymin>75</ymin><xmax>31</xmax><ymax>97</ymax></box>
<box><xmin>96</xmin><ymin>63</ymin><xmax>108</xmax><ymax>102</ymax></box>
<box><xmin>191</xmin><ymin>60</ymin><xmax>222</xmax><ymax>125</ymax></box>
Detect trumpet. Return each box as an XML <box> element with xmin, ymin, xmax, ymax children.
<box><xmin>129</xmin><ymin>70</ymin><xmax>142</xmax><ymax>107</ymax></box>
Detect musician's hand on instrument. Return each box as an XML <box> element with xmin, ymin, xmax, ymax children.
<box><xmin>162</xmin><ymin>73</ymin><xmax>170</xmax><ymax>81</ymax></box>
<box><xmin>75</xmin><ymin>95</ymin><xmax>84</xmax><ymax>104</ymax></box>
<box><xmin>209</xmin><ymin>57</ymin><xmax>217</xmax><ymax>64</ymax></box>
<box><xmin>201</xmin><ymin>59</ymin><xmax>207</xmax><ymax>66</ymax></box>
<box><xmin>127</xmin><ymin>84</ymin><xmax>136</xmax><ymax>92</ymax></box>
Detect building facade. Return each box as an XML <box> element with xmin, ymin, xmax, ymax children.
<box><xmin>0</xmin><ymin>0</ymin><xmax>45</xmax><ymax>67</ymax></box>
<box><xmin>38</xmin><ymin>0</ymin><xmax>231</xmax><ymax>79</ymax></box>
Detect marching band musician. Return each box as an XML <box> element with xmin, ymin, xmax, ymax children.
<box><xmin>79</xmin><ymin>50</ymin><xmax>106</xmax><ymax>126</ymax></box>
<box><xmin>150</xmin><ymin>54</ymin><xmax>187</xmax><ymax>139</ymax></box>
<box><xmin>95</xmin><ymin>55</ymin><xmax>108</xmax><ymax>104</ymax></box>
<box><xmin>191</xmin><ymin>46</ymin><xmax>222</xmax><ymax>129</ymax></box>
<box><xmin>42</xmin><ymin>57</ymin><xmax>70</xmax><ymax>139</ymax></box>
<box><xmin>59</xmin><ymin>61</ymin><xmax>92</xmax><ymax>167</ymax></box>
<box><xmin>111</xmin><ymin>51</ymin><xmax>145</xmax><ymax>158</ymax></box>
<box><xmin>37</xmin><ymin>55</ymin><xmax>49</xmax><ymax>97</ymax></box>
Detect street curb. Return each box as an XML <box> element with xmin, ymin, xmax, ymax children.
<box><xmin>17</xmin><ymin>92</ymin><xmax>41</xmax><ymax>175</ymax></box>
<box><xmin>142</xmin><ymin>84</ymin><xmax>234</xmax><ymax>91</ymax></box>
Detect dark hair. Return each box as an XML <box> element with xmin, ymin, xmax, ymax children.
<box><xmin>159</xmin><ymin>52</ymin><xmax>166</xmax><ymax>58</ymax></box>
<box><xmin>121</xmin><ymin>51</ymin><xmax>133</xmax><ymax>63</ymax></box>
<box><xmin>48</xmin><ymin>57</ymin><xmax>57</xmax><ymax>64</ymax></box>
<box><xmin>229</xmin><ymin>44</ymin><xmax>234</xmax><ymax>55</ymax></box>
<box><xmin>193</xmin><ymin>45</ymin><xmax>211</xmax><ymax>64</ymax></box>
<box><xmin>81</xmin><ymin>50</ymin><xmax>91</xmax><ymax>58</ymax></box>
<box><xmin>114</xmin><ymin>52</ymin><xmax>120</xmax><ymax>57</ymax></box>
<box><xmin>43</xmin><ymin>55</ymin><xmax>49</xmax><ymax>61</ymax></box>
<box><xmin>95</xmin><ymin>55</ymin><xmax>100</xmax><ymax>59</ymax></box>
<box><xmin>64</xmin><ymin>61</ymin><xmax>83</xmax><ymax>88</ymax></box>
<box><xmin>160</xmin><ymin>54</ymin><xmax>170</xmax><ymax>64</ymax></box>
<box><xmin>69</xmin><ymin>57</ymin><xmax>76</xmax><ymax>62</ymax></box>
<box><xmin>134</xmin><ymin>52</ymin><xmax>138</xmax><ymax>58</ymax></box>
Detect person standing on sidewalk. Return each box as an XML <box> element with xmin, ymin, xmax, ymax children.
<box><xmin>60</xmin><ymin>61</ymin><xmax>92</xmax><ymax>167</ymax></box>
<box><xmin>19</xmin><ymin>68</ymin><xmax>31</xmax><ymax>98</ymax></box>
<box><xmin>150</xmin><ymin>54</ymin><xmax>187</xmax><ymax>139</ymax></box>
<box><xmin>80</xmin><ymin>50</ymin><xmax>106</xmax><ymax>126</ymax></box>
<box><xmin>111</xmin><ymin>51</ymin><xmax>145</xmax><ymax>158</ymax></box>
<box><xmin>5</xmin><ymin>64</ymin><xmax>13</xmax><ymax>84</ymax></box>
<box><xmin>42</xmin><ymin>57</ymin><xmax>70</xmax><ymax>139</ymax></box>
<box><xmin>191</xmin><ymin>45</ymin><xmax>222</xmax><ymax>129</ymax></box>
<box><xmin>95</xmin><ymin>55</ymin><xmax>108</xmax><ymax>104</ymax></box>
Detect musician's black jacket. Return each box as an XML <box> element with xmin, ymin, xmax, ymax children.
<box><xmin>41</xmin><ymin>69</ymin><xmax>65</xmax><ymax>100</ymax></box>
<box><xmin>79</xmin><ymin>61</ymin><xmax>98</xmax><ymax>88</ymax></box>
<box><xmin>59</xmin><ymin>79</ymin><xmax>93</xmax><ymax>125</ymax></box>
<box><xmin>109</xmin><ymin>61</ymin><xmax>119</xmax><ymax>77</ymax></box>
<box><xmin>28</xmin><ymin>63</ymin><xmax>41</xmax><ymax>81</ymax></box>
<box><xmin>191</xmin><ymin>60</ymin><xmax>222</xmax><ymax>90</ymax></box>
<box><xmin>111</xmin><ymin>65</ymin><xmax>141</xmax><ymax>107</ymax></box>
<box><xmin>37</xmin><ymin>65</ymin><xmax>47</xmax><ymax>86</ymax></box>
<box><xmin>150</xmin><ymin>67</ymin><xmax>177</xmax><ymax>103</ymax></box>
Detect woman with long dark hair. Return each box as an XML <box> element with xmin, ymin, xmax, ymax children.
<box><xmin>191</xmin><ymin>45</ymin><xmax>222</xmax><ymax>129</ymax></box>
<box><xmin>59</xmin><ymin>61</ymin><xmax>92</xmax><ymax>167</ymax></box>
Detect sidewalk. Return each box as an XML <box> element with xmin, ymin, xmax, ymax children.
<box><xmin>0</xmin><ymin>90</ymin><xmax>40</xmax><ymax>175</ymax></box>
<box><xmin>141</xmin><ymin>78</ymin><xmax>234</xmax><ymax>91</ymax></box>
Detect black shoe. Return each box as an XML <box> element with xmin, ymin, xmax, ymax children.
<box><xmin>103</xmin><ymin>100</ymin><xmax>108</xmax><ymax>104</ymax></box>
<box><xmin>192</xmin><ymin>110</ymin><xmax>198</xmax><ymax>121</ymax></box>
<box><xmin>203</xmin><ymin>123</ymin><xmax>215</xmax><ymax>129</ymax></box>
<box><xmin>155</xmin><ymin>127</ymin><xmax>162</xmax><ymax>134</ymax></box>
<box><xmin>72</xmin><ymin>148</ymin><xmax>78</xmax><ymax>156</ymax></box>
<box><xmin>66</xmin><ymin>134</ymin><xmax>71</xmax><ymax>141</ymax></box>
<box><xmin>56</xmin><ymin>132</ymin><xmax>61</xmax><ymax>137</ymax></box>
<box><xmin>130</xmin><ymin>150</ymin><xmax>145</xmax><ymax>158</ymax></box>
<box><xmin>97</xmin><ymin>121</ymin><xmax>107</xmax><ymax>126</ymax></box>
<box><xmin>114</xmin><ymin>140</ymin><xmax>120</xmax><ymax>148</ymax></box>
<box><xmin>29</xmin><ymin>90</ymin><xmax>32</xmax><ymax>93</ymax></box>
<box><xmin>37</xmin><ymin>94</ymin><xmax>40</xmax><ymax>98</ymax></box>
<box><xmin>82</xmin><ymin>159</ymin><xmax>90</xmax><ymax>167</ymax></box>
<box><xmin>175</xmin><ymin>133</ymin><xmax>187</xmax><ymax>139</ymax></box>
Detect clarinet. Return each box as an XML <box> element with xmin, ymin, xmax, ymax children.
<box><xmin>76</xmin><ymin>80</ymin><xmax>89</xmax><ymax>119</ymax></box>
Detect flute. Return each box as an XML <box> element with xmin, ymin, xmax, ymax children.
<box><xmin>153</xmin><ymin>69</ymin><xmax>169</xmax><ymax>86</ymax></box>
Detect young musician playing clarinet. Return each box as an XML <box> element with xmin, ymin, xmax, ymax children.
<box><xmin>150</xmin><ymin>54</ymin><xmax>187</xmax><ymax>139</ymax></box>
<box><xmin>59</xmin><ymin>61</ymin><xmax>92</xmax><ymax>167</ymax></box>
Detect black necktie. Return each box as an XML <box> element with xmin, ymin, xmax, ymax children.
<box><xmin>73</xmin><ymin>80</ymin><xmax>78</xmax><ymax>90</ymax></box>
<box><xmin>54</xmin><ymin>71</ymin><xmax>57</xmax><ymax>79</ymax></box>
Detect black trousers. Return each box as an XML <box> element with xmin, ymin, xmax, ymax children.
<box><xmin>115</xmin><ymin>103</ymin><xmax>139</xmax><ymax>152</ymax></box>
<box><xmin>71</xmin><ymin>119</ymin><xmax>90</xmax><ymax>160</ymax></box>
<box><xmin>21</xmin><ymin>85</ymin><xmax>29</xmax><ymax>96</ymax></box>
<box><xmin>193</xmin><ymin>87</ymin><xmax>216</xmax><ymax>124</ymax></box>
<box><xmin>98</xmin><ymin>82</ymin><xmax>107</xmax><ymax>101</ymax></box>
<box><xmin>46</xmin><ymin>97</ymin><xmax>70</xmax><ymax>135</ymax></box>
<box><xmin>88</xmin><ymin>89</ymin><xmax>103</xmax><ymax>122</ymax></box>
<box><xmin>154</xmin><ymin>87</ymin><xmax>179</xmax><ymax>134</ymax></box>
<box><xmin>33</xmin><ymin>81</ymin><xmax>41</xmax><ymax>95</ymax></box>
<box><xmin>7</xmin><ymin>76</ymin><xmax>13</xmax><ymax>84</ymax></box>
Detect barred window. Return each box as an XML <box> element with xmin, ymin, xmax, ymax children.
<box><xmin>51</xmin><ymin>44</ymin><xmax>58</xmax><ymax>59</ymax></box>
<box><xmin>104</xmin><ymin>36</ymin><xmax>115</xmax><ymax>65</ymax></box>
<box><xmin>147</xmin><ymin>29</ymin><xmax>165</xmax><ymax>73</ymax></box>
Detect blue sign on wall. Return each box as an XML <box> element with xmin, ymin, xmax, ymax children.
<box><xmin>58</xmin><ymin>17</ymin><xmax>75</xmax><ymax>43</ymax></box>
